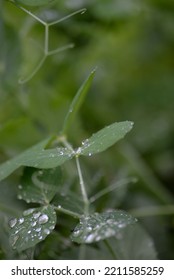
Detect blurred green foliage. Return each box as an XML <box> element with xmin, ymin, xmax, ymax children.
<box><xmin>0</xmin><ymin>0</ymin><xmax>174</xmax><ymax>259</ymax></box>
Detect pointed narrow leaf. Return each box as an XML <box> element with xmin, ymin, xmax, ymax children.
<box><xmin>0</xmin><ymin>138</ymin><xmax>74</xmax><ymax>182</ymax></box>
<box><xmin>71</xmin><ymin>210</ymin><xmax>137</xmax><ymax>244</ymax></box>
<box><xmin>18</xmin><ymin>167</ymin><xmax>61</xmax><ymax>204</ymax></box>
<box><xmin>9</xmin><ymin>205</ymin><xmax>56</xmax><ymax>251</ymax></box>
<box><xmin>78</xmin><ymin>121</ymin><xmax>134</xmax><ymax>156</ymax></box>
<box><xmin>62</xmin><ymin>69</ymin><xmax>96</xmax><ymax>134</ymax></box>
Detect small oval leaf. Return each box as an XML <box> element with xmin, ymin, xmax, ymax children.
<box><xmin>71</xmin><ymin>210</ymin><xmax>137</xmax><ymax>244</ymax></box>
<box><xmin>78</xmin><ymin>121</ymin><xmax>134</xmax><ymax>156</ymax></box>
<box><xmin>9</xmin><ymin>205</ymin><xmax>56</xmax><ymax>251</ymax></box>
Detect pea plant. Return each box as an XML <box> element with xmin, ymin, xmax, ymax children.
<box><xmin>1</xmin><ymin>0</ymin><xmax>158</xmax><ymax>259</ymax></box>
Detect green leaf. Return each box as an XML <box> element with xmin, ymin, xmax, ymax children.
<box><xmin>18</xmin><ymin>167</ymin><xmax>61</xmax><ymax>204</ymax></box>
<box><xmin>71</xmin><ymin>210</ymin><xmax>137</xmax><ymax>244</ymax></box>
<box><xmin>78</xmin><ymin>121</ymin><xmax>134</xmax><ymax>156</ymax></box>
<box><xmin>0</xmin><ymin>137</ymin><xmax>74</xmax><ymax>182</ymax></box>
<box><xmin>62</xmin><ymin>69</ymin><xmax>96</xmax><ymax>134</ymax></box>
<box><xmin>9</xmin><ymin>205</ymin><xmax>57</xmax><ymax>251</ymax></box>
<box><xmin>15</xmin><ymin>0</ymin><xmax>54</xmax><ymax>6</ymax></box>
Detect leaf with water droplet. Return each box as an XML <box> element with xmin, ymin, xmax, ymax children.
<box><xmin>71</xmin><ymin>210</ymin><xmax>137</xmax><ymax>244</ymax></box>
<box><xmin>9</xmin><ymin>205</ymin><xmax>56</xmax><ymax>251</ymax></box>
<box><xmin>0</xmin><ymin>137</ymin><xmax>74</xmax><ymax>182</ymax></box>
<box><xmin>78</xmin><ymin>121</ymin><xmax>134</xmax><ymax>156</ymax></box>
<box><xmin>18</xmin><ymin>167</ymin><xmax>61</xmax><ymax>204</ymax></box>
<box><xmin>62</xmin><ymin>69</ymin><xmax>96</xmax><ymax>134</ymax></box>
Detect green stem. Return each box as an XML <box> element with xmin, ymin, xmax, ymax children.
<box><xmin>45</xmin><ymin>25</ymin><xmax>49</xmax><ymax>54</ymax></box>
<box><xmin>47</xmin><ymin>44</ymin><xmax>74</xmax><ymax>56</ymax></box>
<box><xmin>18</xmin><ymin>55</ymin><xmax>46</xmax><ymax>84</ymax></box>
<box><xmin>89</xmin><ymin>177</ymin><xmax>137</xmax><ymax>203</ymax></box>
<box><xmin>13</xmin><ymin>3</ymin><xmax>46</xmax><ymax>26</ymax></box>
<box><xmin>75</xmin><ymin>156</ymin><xmax>89</xmax><ymax>215</ymax></box>
<box><xmin>54</xmin><ymin>206</ymin><xmax>80</xmax><ymax>219</ymax></box>
<box><xmin>48</xmin><ymin>8</ymin><xmax>87</xmax><ymax>26</ymax></box>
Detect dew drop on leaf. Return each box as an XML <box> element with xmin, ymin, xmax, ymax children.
<box><xmin>31</xmin><ymin>221</ymin><xmax>37</xmax><ymax>227</ymax></box>
<box><xmin>9</xmin><ymin>218</ymin><xmax>17</xmax><ymax>228</ymax></box>
<box><xmin>17</xmin><ymin>194</ymin><xmax>22</xmax><ymax>200</ymax></box>
<box><xmin>18</xmin><ymin>218</ymin><xmax>24</xmax><ymax>224</ymax></box>
<box><xmin>49</xmin><ymin>225</ymin><xmax>55</xmax><ymax>230</ymax></box>
<box><xmin>23</xmin><ymin>208</ymin><xmax>35</xmax><ymax>216</ymax></box>
<box><xmin>86</xmin><ymin>234</ymin><xmax>95</xmax><ymax>243</ymax></box>
<box><xmin>35</xmin><ymin>227</ymin><xmax>41</xmax><ymax>232</ymax></box>
<box><xmin>38</xmin><ymin>214</ymin><xmax>49</xmax><ymax>224</ymax></box>
<box><xmin>72</xmin><ymin>229</ymin><xmax>81</xmax><ymax>237</ymax></box>
<box><xmin>33</xmin><ymin>212</ymin><xmax>41</xmax><ymax>219</ymax></box>
<box><xmin>44</xmin><ymin>229</ymin><xmax>50</xmax><ymax>235</ymax></box>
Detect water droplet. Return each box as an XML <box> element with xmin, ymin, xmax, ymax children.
<box><xmin>38</xmin><ymin>214</ymin><xmax>49</xmax><ymax>224</ymax></box>
<box><xmin>17</xmin><ymin>194</ymin><xmax>22</xmax><ymax>200</ymax></box>
<box><xmin>73</xmin><ymin>229</ymin><xmax>81</xmax><ymax>237</ymax></box>
<box><xmin>23</xmin><ymin>208</ymin><xmax>35</xmax><ymax>216</ymax></box>
<box><xmin>76</xmin><ymin>147</ymin><xmax>82</xmax><ymax>155</ymax></box>
<box><xmin>44</xmin><ymin>229</ymin><xmax>50</xmax><ymax>235</ymax></box>
<box><xmin>107</xmin><ymin>219</ymin><xmax>114</xmax><ymax>224</ymax></box>
<box><xmin>118</xmin><ymin>223</ymin><xmax>126</xmax><ymax>228</ymax></box>
<box><xmin>35</xmin><ymin>227</ymin><xmax>41</xmax><ymax>232</ymax></box>
<box><xmin>33</xmin><ymin>212</ymin><xmax>41</xmax><ymax>219</ymax></box>
<box><xmin>39</xmin><ymin>236</ymin><xmax>43</xmax><ymax>240</ymax></box>
<box><xmin>82</xmin><ymin>139</ymin><xmax>89</xmax><ymax>146</ymax></box>
<box><xmin>49</xmin><ymin>225</ymin><xmax>55</xmax><ymax>230</ymax></box>
<box><xmin>88</xmin><ymin>153</ymin><xmax>92</xmax><ymax>157</ymax></box>
<box><xmin>18</xmin><ymin>185</ymin><xmax>22</xmax><ymax>189</ymax></box>
<box><xmin>86</xmin><ymin>226</ymin><xmax>92</xmax><ymax>232</ymax></box>
<box><xmin>95</xmin><ymin>236</ymin><xmax>101</xmax><ymax>241</ymax></box>
<box><xmin>31</xmin><ymin>221</ymin><xmax>37</xmax><ymax>227</ymax></box>
<box><xmin>18</xmin><ymin>217</ymin><xmax>24</xmax><ymax>224</ymax></box>
<box><xmin>85</xmin><ymin>234</ymin><xmax>95</xmax><ymax>243</ymax></box>
<box><xmin>9</xmin><ymin>218</ymin><xmax>17</xmax><ymax>228</ymax></box>
<box><xmin>105</xmin><ymin>229</ymin><xmax>115</xmax><ymax>237</ymax></box>
<box><xmin>26</xmin><ymin>199</ymin><xmax>31</xmax><ymax>203</ymax></box>
<box><xmin>28</xmin><ymin>230</ymin><xmax>31</xmax><ymax>234</ymax></box>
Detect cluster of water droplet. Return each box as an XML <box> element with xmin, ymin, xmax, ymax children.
<box><xmin>71</xmin><ymin>210</ymin><xmax>137</xmax><ymax>244</ymax></box>
<box><xmin>9</xmin><ymin>207</ymin><xmax>56</xmax><ymax>250</ymax></box>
